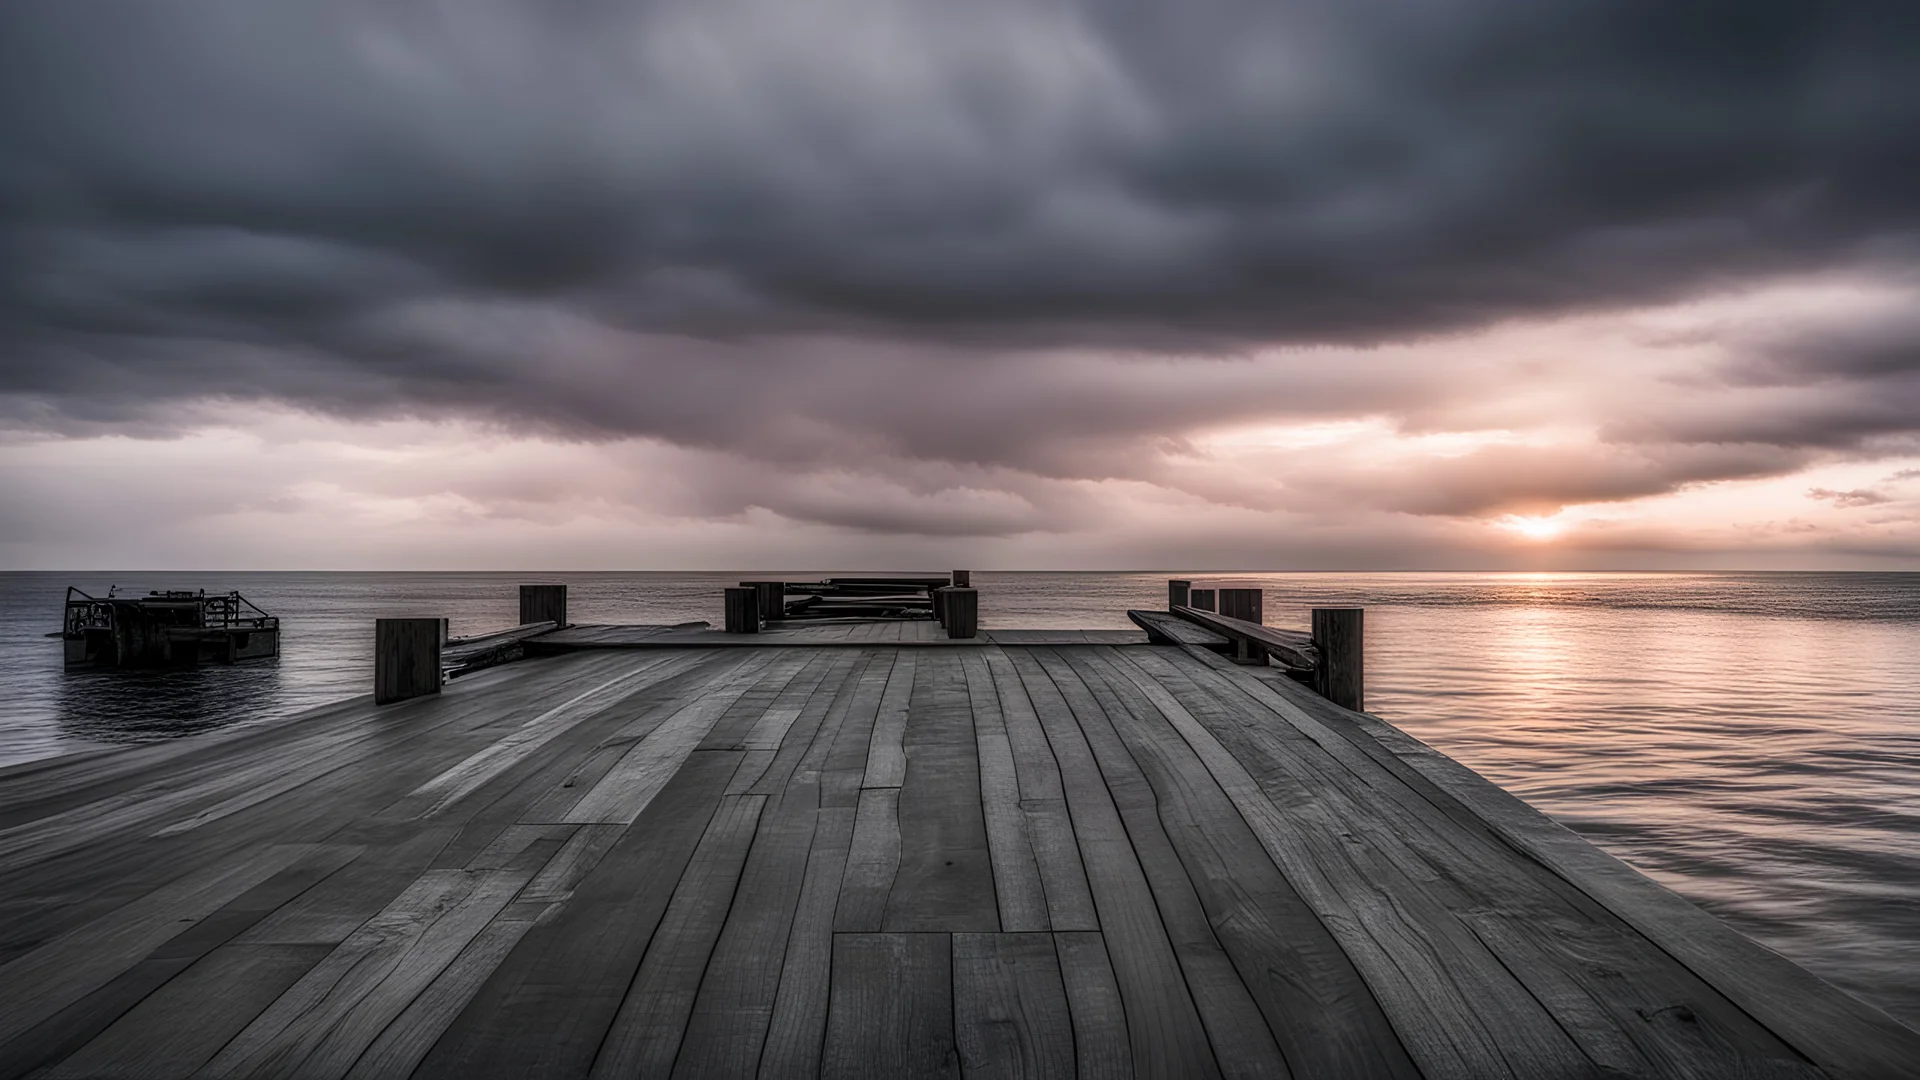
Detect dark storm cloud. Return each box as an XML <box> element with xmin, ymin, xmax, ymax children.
<box><xmin>4</xmin><ymin>0</ymin><xmax>1920</xmax><ymax>538</ymax></box>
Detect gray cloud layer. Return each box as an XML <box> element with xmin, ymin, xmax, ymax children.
<box><xmin>4</xmin><ymin>1</ymin><xmax>1920</xmax><ymax>548</ymax></box>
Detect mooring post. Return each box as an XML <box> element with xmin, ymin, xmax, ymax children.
<box><xmin>1311</xmin><ymin>607</ymin><xmax>1364</xmax><ymax>711</ymax></box>
<box><xmin>519</xmin><ymin>584</ymin><xmax>568</xmax><ymax>628</ymax></box>
<box><xmin>945</xmin><ymin>587</ymin><xmax>978</xmax><ymax>639</ymax></box>
<box><xmin>952</xmin><ymin>570</ymin><xmax>971</xmax><ymax>587</ymax></box>
<box><xmin>1190</xmin><ymin>587</ymin><xmax>1217</xmax><ymax>612</ymax></box>
<box><xmin>740</xmin><ymin>581</ymin><xmax>785</xmax><ymax>623</ymax></box>
<box><xmin>1218</xmin><ymin>587</ymin><xmax>1262</xmax><ymax>623</ymax></box>
<box><xmin>375</xmin><ymin>618</ymin><xmax>443</xmax><ymax>705</ymax></box>
<box><xmin>1218</xmin><ymin>587</ymin><xmax>1268</xmax><ymax>664</ymax></box>
<box><xmin>724</xmin><ymin>587</ymin><xmax>761</xmax><ymax>634</ymax></box>
<box><xmin>1169</xmin><ymin>579</ymin><xmax>1191</xmax><ymax>608</ymax></box>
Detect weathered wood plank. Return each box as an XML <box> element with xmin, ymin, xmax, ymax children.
<box><xmin>411</xmin><ymin>750</ymin><xmax>741</xmax><ymax>1080</ymax></box>
<box><xmin>563</xmin><ymin>655</ymin><xmax>779</xmax><ymax>823</ymax></box>
<box><xmin>342</xmin><ymin>900</ymin><xmax>552</xmax><ymax>1080</ymax></box>
<box><xmin>518</xmin><ymin>822</ymin><xmax>625</xmax><ymax>904</ymax></box>
<box><xmin>1123</xmin><ymin>647</ymin><xmax>1595</xmax><ymax>1080</ymax></box>
<box><xmin>835</xmin><ymin>787</ymin><xmax>901</xmax><ymax>932</ymax></box>
<box><xmin>1126</xmin><ymin>610</ymin><xmax>1230</xmax><ymax>649</ymax></box>
<box><xmin>0</xmin><ymin>842</ymin><xmax>334</xmax><ymax>1050</ymax></box>
<box><xmin>1202</xmin><ymin>649</ymin><xmax>1920</xmax><ymax>1080</ymax></box>
<box><xmin>672</xmin><ymin>781</ymin><xmax>822</xmax><ymax>1077</ymax></box>
<box><xmin>1035</xmin><ymin>648</ymin><xmax>1285</xmax><ymax>1078</ymax></box>
<box><xmin>962</xmin><ymin>651</ymin><xmax>1050</xmax><ymax>932</ymax></box>
<box><xmin>1053</xmin><ymin>931</ymin><xmax>1134</xmax><ymax>1080</ymax></box>
<box><xmin>759</xmin><ymin>806</ymin><xmax>857</xmax><ymax>1080</ymax></box>
<box><xmin>236</xmin><ymin>823</ymin><xmax>458</xmax><ymax>945</ymax></box>
<box><xmin>953</xmin><ymin>933</ymin><xmax>1074</xmax><ymax>1080</ymax></box>
<box><xmin>38</xmin><ymin>944</ymin><xmax>332</xmax><ymax>1080</ymax></box>
<box><xmin>0</xmin><ymin>846</ymin><xmax>361</xmax><ymax>1078</ymax></box>
<box><xmin>886</xmin><ymin>651</ymin><xmax>997</xmax><ymax>932</ymax></box>
<box><xmin>199</xmin><ymin>866</ymin><xmax>535</xmax><ymax>1078</ymax></box>
<box><xmin>1083</xmin><ymin>648</ymin><xmax>1420</xmax><ymax>1079</ymax></box>
<box><xmin>821</xmin><ymin>933</ymin><xmax>959</xmax><ymax>1079</ymax></box>
<box><xmin>591</xmin><ymin>794</ymin><xmax>767</xmax><ymax>1078</ymax></box>
<box><xmin>747</xmin><ymin>651</ymin><xmax>864</xmax><ymax>797</ymax></box>
<box><xmin>821</xmin><ymin>650</ymin><xmax>896</xmax><ymax>807</ymax></box>
<box><xmin>1004</xmin><ymin>649</ymin><xmax>1220</xmax><ymax>1078</ymax></box>
<box><xmin>862</xmin><ymin>650</ymin><xmax>918</xmax><ymax>788</ymax></box>
<box><xmin>984</xmin><ymin>648</ymin><xmax>1097</xmax><ymax>932</ymax></box>
<box><xmin>699</xmin><ymin>651</ymin><xmax>828</xmax><ymax>751</ymax></box>
<box><xmin>389</xmin><ymin>652</ymin><xmax>693</xmax><ymax>820</ymax></box>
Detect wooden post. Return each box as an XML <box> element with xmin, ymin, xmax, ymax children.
<box><xmin>944</xmin><ymin>588</ymin><xmax>978</xmax><ymax>639</ymax></box>
<box><xmin>1217</xmin><ymin>587</ymin><xmax>1262</xmax><ymax>623</ymax></box>
<box><xmin>1190</xmin><ymin>588</ymin><xmax>1216</xmax><ymax>612</ymax></box>
<box><xmin>1216</xmin><ymin>588</ymin><xmax>1267</xmax><ymax>664</ymax></box>
<box><xmin>951</xmin><ymin>570</ymin><xmax>971</xmax><ymax>587</ymax></box>
<box><xmin>724</xmin><ymin>587</ymin><xmax>761</xmax><ymax>634</ymax></box>
<box><xmin>740</xmin><ymin>581</ymin><xmax>785</xmax><ymax>622</ymax></box>
<box><xmin>1312</xmin><ymin>607</ymin><xmax>1364</xmax><ymax>711</ymax></box>
<box><xmin>375</xmin><ymin>618</ymin><xmax>442</xmax><ymax>705</ymax></box>
<box><xmin>1168</xmin><ymin>579</ymin><xmax>1191</xmax><ymax>609</ymax></box>
<box><xmin>934</xmin><ymin>587</ymin><xmax>949</xmax><ymax>627</ymax></box>
<box><xmin>519</xmin><ymin>584</ymin><xmax>567</xmax><ymax>628</ymax></box>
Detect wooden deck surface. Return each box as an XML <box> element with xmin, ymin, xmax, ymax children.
<box><xmin>2</xmin><ymin>641</ymin><xmax>1916</xmax><ymax>1078</ymax></box>
<box><xmin>531</xmin><ymin>622</ymin><xmax>1149</xmax><ymax>649</ymax></box>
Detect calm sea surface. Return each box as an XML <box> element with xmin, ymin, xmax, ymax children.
<box><xmin>2</xmin><ymin>570</ymin><xmax>1916</xmax><ymax>1023</ymax></box>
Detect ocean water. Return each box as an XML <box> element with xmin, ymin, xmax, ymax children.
<box><xmin>2</xmin><ymin>570</ymin><xmax>1916</xmax><ymax>1024</ymax></box>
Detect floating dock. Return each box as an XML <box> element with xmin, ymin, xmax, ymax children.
<box><xmin>3</xmin><ymin>586</ymin><xmax>1917</xmax><ymax>1078</ymax></box>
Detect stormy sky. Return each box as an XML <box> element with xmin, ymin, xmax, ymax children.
<box><xmin>4</xmin><ymin>1</ymin><xmax>1920</xmax><ymax>569</ymax></box>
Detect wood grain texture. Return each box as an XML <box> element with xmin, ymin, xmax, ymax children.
<box><xmin>671</xmin><ymin>782</ymin><xmax>822</xmax><ymax>1078</ymax></box>
<box><xmin>199</xmin><ymin>866</ymin><xmax>535</xmax><ymax>1078</ymax></box>
<box><xmin>953</xmin><ymin>933</ymin><xmax>1074</xmax><ymax>1080</ymax></box>
<box><xmin>1053</xmin><ymin>931</ymin><xmax>1135</xmax><ymax>1080</ymax></box>
<box><xmin>3</xmin><ymin>637</ymin><xmax>1904</xmax><ymax>1080</ymax></box>
<box><xmin>1004</xmin><ymin>649</ymin><xmax>1220</xmax><ymax>1079</ymax></box>
<box><xmin>862</xmin><ymin>649</ymin><xmax>918</xmax><ymax>788</ymax></box>
<box><xmin>821</xmin><ymin>933</ymin><xmax>959</xmax><ymax>1079</ymax></box>
<box><xmin>1085</xmin><ymin>648</ymin><xmax>1419</xmax><ymax>1079</ymax></box>
<box><xmin>759</xmin><ymin>806</ymin><xmax>857</xmax><ymax>1080</ymax></box>
<box><xmin>962</xmin><ymin>651</ymin><xmax>1050</xmax><ymax>932</ymax></box>
<box><xmin>37</xmin><ymin>945</ymin><xmax>332</xmax><ymax>1080</ymax></box>
<box><xmin>1125</xmin><ymin>647</ymin><xmax>1595</xmax><ymax>1080</ymax></box>
<box><xmin>590</xmin><ymin>794</ymin><xmax>766</xmax><ymax>1079</ymax></box>
<box><xmin>411</xmin><ymin>750</ymin><xmax>741</xmax><ymax>1080</ymax></box>
<box><xmin>885</xmin><ymin>651</ymin><xmax>998</xmax><ymax>932</ymax></box>
<box><xmin>835</xmin><ymin>787</ymin><xmax>902</xmax><ymax>932</ymax></box>
<box><xmin>1035</xmin><ymin>648</ymin><xmax>1286</xmax><ymax>1079</ymax></box>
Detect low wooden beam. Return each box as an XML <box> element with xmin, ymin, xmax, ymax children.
<box><xmin>724</xmin><ymin>587</ymin><xmax>761</xmax><ymax>634</ymax></box>
<box><xmin>375</xmin><ymin>618</ymin><xmax>442</xmax><ymax>705</ymax></box>
<box><xmin>1312</xmin><ymin>607</ymin><xmax>1364</xmax><ymax>711</ymax></box>
<box><xmin>519</xmin><ymin>584</ymin><xmax>568</xmax><ymax>629</ymax></box>
<box><xmin>1189</xmin><ymin>588</ymin><xmax>1216</xmax><ymax>612</ymax></box>
<box><xmin>944</xmin><ymin>587</ymin><xmax>978</xmax><ymax>639</ymax></box>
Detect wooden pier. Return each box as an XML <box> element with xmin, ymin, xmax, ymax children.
<box><xmin>3</xmin><ymin>594</ymin><xmax>1918</xmax><ymax>1077</ymax></box>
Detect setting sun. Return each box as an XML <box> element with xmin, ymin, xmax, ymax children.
<box><xmin>1501</xmin><ymin>514</ymin><xmax>1566</xmax><ymax>540</ymax></box>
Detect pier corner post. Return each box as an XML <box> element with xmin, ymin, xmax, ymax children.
<box><xmin>945</xmin><ymin>587</ymin><xmax>978</xmax><ymax>639</ymax></box>
<box><xmin>519</xmin><ymin>584</ymin><xmax>568</xmax><ymax>629</ymax></box>
<box><xmin>951</xmin><ymin>570</ymin><xmax>971</xmax><ymax>587</ymax></box>
<box><xmin>724</xmin><ymin>586</ymin><xmax>761</xmax><ymax>634</ymax></box>
<box><xmin>1169</xmin><ymin>579</ymin><xmax>1191</xmax><ymax>609</ymax></box>
<box><xmin>1311</xmin><ymin>607</ymin><xmax>1364</xmax><ymax>711</ymax></box>
<box><xmin>375</xmin><ymin>618</ymin><xmax>443</xmax><ymax>705</ymax></box>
